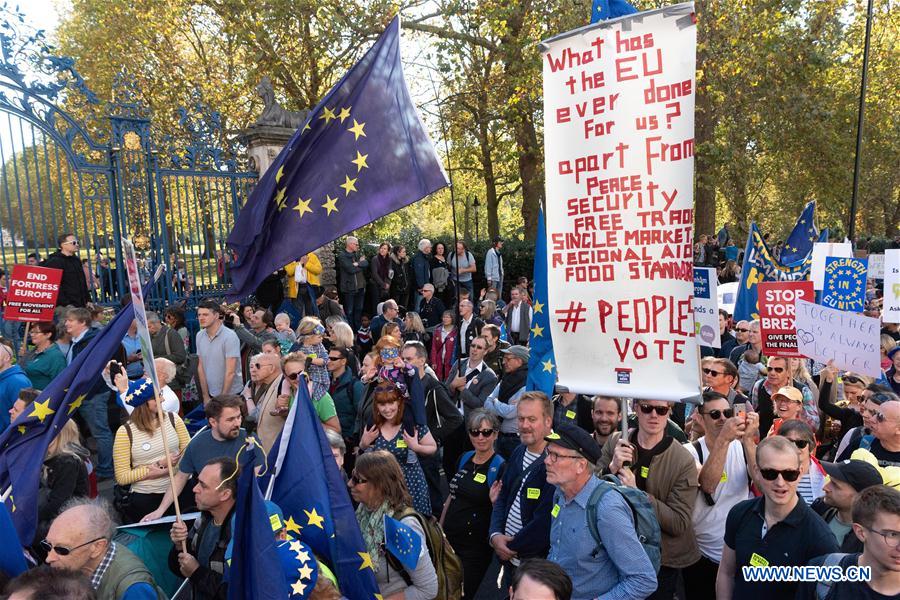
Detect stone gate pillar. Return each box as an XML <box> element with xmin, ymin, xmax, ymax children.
<box><xmin>242</xmin><ymin>78</ymin><xmax>336</xmax><ymax>287</ymax></box>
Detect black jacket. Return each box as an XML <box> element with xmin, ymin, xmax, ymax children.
<box><xmin>168</xmin><ymin>506</ymin><xmax>235</xmax><ymax>599</ymax></box>
<box><xmin>41</xmin><ymin>251</ymin><xmax>90</xmax><ymax>307</ymax></box>
<box><xmin>337</xmin><ymin>250</ymin><xmax>368</xmax><ymax>293</ymax></box>
<box><xmin>459</xmin><ymin>316</ymin><xmax>484</xmax><ymax>358</ymax></box>
<box><xmin>423</xmin><ymin>373</ymin><xmax>462</xmax><ymax>442</ymax></box>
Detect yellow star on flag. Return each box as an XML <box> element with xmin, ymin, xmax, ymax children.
<box><xmin>532</xmin><ymin>300</ymin><xmax>544</xmax><ymax>314</ymax></box>
<box><xmin>275</xmin><ymin>165</ymin><xmax>284</xmax><ymax>183</ymax></box>
<box><xmin>304</xmin><ymin>508</ymin><xmax>325</xmax><ymax>529</ymax></box>
<box><xmin>29</xmin><ymin>398</ymin><xmax>55</xmax><ymax>423</ymax></box>
<box><xmin>542</xmin><ymin>359</ymin><xmax>555</xmax><ymax>373</ymax></box>
<box><xmin>302</xmin><ymin>122</ymin><xmax>311</xmax><ymax>132</ymax></box>
<box><xmin>337</xmin><ymin>106</ymin><xmax>351</xmax><ymax>123</ymax></box>
<box><xmin>358</xmin><ymin>551</ymin><xmax>374</xmax><ymax>571</ymax></box>
<box><xmin>348</xmin><ymin>119</ymin><xmax>366</xmax><ymax>140</ymax></box>
<box><xmin>274</xmin><ymin>187</ymin><xmax>287</xmax><ymax>211</ymax></box>
<box><xmin>340</xmin><ymin>175</ymin><xmax>358</xmax><ymax>196</ymax></box>
<box><xmin>293</xmin><ymin>198</ymin><xmax>313</xmax><ymax>219</ymax></box>
<box><xmin>351</xmin><ymin>151</ymin><xmax>368</xmax><ymax>172</ymax></box>
<box><xmin>67</xmin><ymin>394</ymin><xmax>86</xmax><ymax>415</ymax></box>
<box><xmin>284</xmin><ymin>516</ymin><xmax>302</xmax><ymax>535</ymax></box>
<box><xmin>530</xmin><ymin>324</ymin><xmax>544</xmax><ymax>338</ymax></box>
<box><xmin>297</xmin><ymin>564</ymin><xmax>314</xmax><ymax>580</ymax></box>
<box><xmin>319</xmin><ymin>106</ymin><xmax>337</xmax><ymax>124</ymax></box>
<box><xmin>17</xmin><ymin>425</ymin><xmax>26</xmax><ymax>434</ymax></box>
<box><xmin>375</xmin><ymin>595</ymin><xmax>384</xmax><ymax>600</ymax></box>
<box><xmin>290</xmin><ymin>580</ymin><xmax>307</xmax><ymax>596</ymax></box>
<box><xmin>321</xmin><ymin>195</ymin><xmax>339</xmax><ymax>215</ymax></box>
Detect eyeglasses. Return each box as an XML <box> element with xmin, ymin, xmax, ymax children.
<box><xmin>638</xmin><ymin>404</ymin><xmax>670</xmax><ymax>416</ymax></box>
<box><xmin>468</xmin><ymin>428</ymin><xmax>496</xmax><ymax>438</ymax></box>
<box><xmin>702</xmin><ymin>368</ymin><xmax>724</xmax><ymax>377</ymax></box>
<box><xmin>40</xmin><ymin>536</ymin><xmax>104</xmax><ymax>556</ymax></box>
<box><xmin>349</xmin><ymin>472</ymin><xmax>368</xmax><ymax>485</ymax></box>
<box><xmin>787</xmin><ymin>438</ymin><xmax>812</xmax><ymax>450</ymax></box>
<box><xmin>769</xmin><ymin>367</ymin><xmax>786</xmax><ymax>373</ymax></box>
<box><xmin>862</xmin><ymin>526</ymin><xmax>900</xmax><ymax>548</ymax></box>
<box><xmin>470</xmin><ymin>344</ymin><xmax>486</xmax><ymax>351</ymax></box>
<box><xmin>865</xmin><ymin>407</ymin><xmax>885</xmax><ymax>422</ymax></box>
<box><xmin>734</xmin><ymin>328</ymin><xmax>750</xmax><ymax>333</ymax></box>
<box><xmin>759</xmin><ymin>468</ymin><xmax>801</xmax><ymax>482</ymax></box>
<box><xmin>546</xmin><ymin>450</ymin><xmax>582</xmax><ymax>463</ymax></box>
<box><xmin>701</xmin><ymin>408</ymin><xmax>733</xmax><ymax>420</ymax></box>
<box><xmin>63</xmin><ymin>240</ymin><xmax>79</xmax><ymax>246</ymax></box>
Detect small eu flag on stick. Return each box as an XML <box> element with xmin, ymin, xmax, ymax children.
<box><xmin>384</xmin><ymin>514</ymin><xmax>422</xmax><ymax>571</ymax></box>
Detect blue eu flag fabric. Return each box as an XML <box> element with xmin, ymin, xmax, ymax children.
<box><xmin>733</xmin><ymin>223</ymin><xmax>821</xmax><ymax>322</ymax></box>
<box><xmin>227</xmin><ymin>448</ymin><xmax>290</xmax><ymax>600</ymax></box>
<box><xmin>591</xmin><ymin>0</ymin><xmax>638</xmax><ymax>23</ymax></box>
<box><xmin>262</xmin><ymin>376</ymin><xmax>380</xmax><ymax>599</ymax></box>
<box><xmin>0</xmin><ymin>280</ymin><xmax>152</xmax><ymax>544</ymax></box>
<box><xmin>780</xmin><ymin>200</ymin><xmax>824</xmax><ymax>264</ymax></box>
<box><xmin>0</xmin><ymin>502</ymin><xmax>26</xmax><ymax>578</ymax></box>
<box><xmin>526</xmin><ymin>210</ymin><xmax>556</xmax><ymax>396</ymax></box>
<box><xmin>384</xmin><ymin>514</ymin><xmax>422</xmax><ymax>572</ymax></box>
<box><xmin>226</xmin><ymin>16</ymin><xmax>448</xmax><ymax>300</ymax></box>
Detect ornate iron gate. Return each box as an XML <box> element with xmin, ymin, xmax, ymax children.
<box><xmin>0</xmin><ymin>14</ymin><xmax>255</xmax><ymax>308</ymax></box>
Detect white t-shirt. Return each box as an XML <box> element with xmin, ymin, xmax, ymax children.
<box><xmin>684</xmin><ymin>437</ymin><xmax>753</xmax><ymax>563</ymax></box>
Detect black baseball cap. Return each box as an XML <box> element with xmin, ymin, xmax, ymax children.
<box><xmin>545</xmin><ymin>423</ymin><xmax>602</xmax><ymax>464</ymax></box>
<box><xmin>820</xmin><ymin>459</ymin><xmax>883</xmax><ymax>492</ymax></box>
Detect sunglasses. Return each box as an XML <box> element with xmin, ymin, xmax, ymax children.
<box><xmin>40</xmin><ymin>536</ymin><xmax>104</xmax><ymax>556</ymax></box>
<box><xmin>701</xmin><ymin>408</ymin><xmax>733</xmax><ymax>420</ymax></box>
<box><xmin>468</xmin><ymin>428</ymin><xmax>496</xmax><ymax>437</ymax></box>
<box><xmin>64</xmin><ymin>240</ymin><xmax>79</xmax><ymax>246</ymax></box>
<box><xmin>638</xmin><ymin>404</ymin><xmax>670</xmax><ymax>416</ymax></box>
<box><xmin>734</xmin><ymin>328</ymin><xmax>750</xmax><ymax>333</ymax></box>
<box><xmin>251</xmin><ymin>362</ymin><xmax>270</xmax><ymax>369</ymax></box>
<box><xmin>702</xmin><ymin>368</ymin><xmax>724</xmax><ymax>377</ymax></box>
<box><xmin>285</xmin><ymin>371</ymin><xmax>300</xmax><ymax>381</ymax></box>
<box><xmin>759</xmin><ymin>468</ymin><xmax>801</xmax><ymax>482</ymax></box>
<box><xmin>769</xmin><ymin>367</ymin><xmax>786</xmax><ymax>373</ymax></box>
<box><xmin>350</xmin><ymin>472</ymin><xmax>368</xmax><ymax>485</ymax></box>
<box><xmin>470</xmin><ymin>344</ymin><xmax>486</xmax><ymax>351</ymax></box>
<box><xmin>843</xmin><ymin>375</ymin><xmax>864</xmax><ymax>385</ymax></box>
<box><xmin>328</xmin><ymin>355</ymin><xmax>345</xmax><ymax>361</ymax></box>
<box><xmin>787</xmin><ymin>438</ymin><xmax>811</xmax><ymax>450</ymax></box>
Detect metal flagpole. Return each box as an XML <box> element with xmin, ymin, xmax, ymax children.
<box><xmin>848</xmin><ymin>0</ymin><xmax>874</xmax><ymax>242</ymax></box>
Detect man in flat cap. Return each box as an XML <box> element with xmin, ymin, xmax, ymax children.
<box><xmin>545</xmin><ymin>423</ymin><xmax>657</xmax><ymax>600</ymax></box>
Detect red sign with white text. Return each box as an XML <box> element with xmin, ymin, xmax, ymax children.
<box><xmin>3</xmin><ymin>265</ymin><xmax>62</xmax><ymax>322</ymax></box>
<box><xmin>758</xmin><ymin>281</ymin><xmax>815</xmax><ymax>357</ymax></box>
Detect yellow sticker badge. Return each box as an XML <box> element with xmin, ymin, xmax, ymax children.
<box><xmin>526</xmin><ymin>487</ymin><xmax>541</xmax><ymax>500</ymax></box>
<box><xmin>565</xmin><ymin>410</ymin><xmax>576</xmax><ymax>420</ymax></box>
<box><xmin>473</xmin><ymin>473</ymin><xmax>487</xmax><ymax>484</ymax></box>
<box><xmin>640</xmin><ymin>466</ymin><xmax>650</xmax><ymax>479</ymax></box>
<box><xmin>551</xmin><ymin>504</ymin><xmax>560</xmax><ymax>518</ymax></box>
<box><xmin>749</xmin><ymin>553</ymin><xmax>769</xmax><ymax>567</ymax></box>
<box><xmin>396</xmin><ymin>439</ymin><xmax>407</xmax><ymax>449</ymax></box>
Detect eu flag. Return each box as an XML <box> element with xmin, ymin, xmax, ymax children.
<box><xmin>780</xmin><ymin>200</ymin><xmax>825</xmax><ymax>264</ymax></box>
<box><xmin>591</xmin><ymin>0</ymin><xmax>638</xmax><ymax>23</ymax></box>
<box><xmin>384</xmin><ymin>514</ymin><xmax>422</xmax><ymax>571</ymax></box>
<box><xmin>0</xmin><ymin>502</ymin><xmax>26</xmax><ymax>578</ymax></box>
<box><xmin>0</xmin><ymin>279</ymin><xmax>153</xmax><ymax>544</ymax></box>
<box><xmin>526</xmin><ymin>210</ymin><xmax>557</xmax><ymax>396</ymax></box>
<box><xmin>226</xmin><ymin>16</ymin><xmax>448</xmax><ymax>300</ymax></box>
<box><xmin>262</xmin><ymin>376</ymin><xmax>380</xmax><ymax>599</ymax></box>
<box><xmin>227</xmin><ymin>446</ymin><xmax>290</xmax><ymax>600</ymax></box>
<box><xmin>733</xmin><ymin>223</ymin><xmax>821</xmax><ymax>322</ymax></box>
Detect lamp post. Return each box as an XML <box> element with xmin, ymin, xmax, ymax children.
<box><xmin>473</xmin><ymin>195</ymin><xmax>481</xmax><ymax>241</ymax></box>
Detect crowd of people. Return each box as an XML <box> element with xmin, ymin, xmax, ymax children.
<box><xmin>0</xmin><ymin>231</ymin><xmax>899</xmax><ymax>600</ymax></box>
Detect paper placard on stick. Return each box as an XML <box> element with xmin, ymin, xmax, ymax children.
<box><xmin>541</xmin><ymin>3</ymin><xmax>699</xmax><ymax>400</ymax></box>
<box><xmin>2</xmin><ymin>265</ymin><xmax>62</xmax><ymax>322</ymax></box>
<box><xmin>693</xmin><ymin>268</ymin><xmax>720</xmax><ymax>349</ymax></box>
<box><xmin>794</xmin><ymin>299</ymin><xmax>881</xmax><ymax>377</ymax></box>
<box><xmin>758</xmin><ymin>281</ymin><xmax>814</xmax><ymax>357</ymax></box>
<box><xmin>821</xmin><ymin>257</ymin><xmax>867</xmax><ymax>313</ymax></box>
<box><xmin>122</xmin><ymin>239</ymin><xmax>160</xmax><ymax>392</ymax></box>
<box><xmin>811</xmin><ymin>242</ymin><xmax>852</xmax><ymax>290</ymax></box>
<box><xmin>868</xmin><ymin>254</ymin><xmax>884</xmax><ymax>279</ymax></box>
<box><xmin>884</xmin><ymin>249</ymin><xmax>900</xmax><ymax>324</ymax></box>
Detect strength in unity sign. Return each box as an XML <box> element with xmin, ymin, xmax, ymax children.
<box><xmin>541</xmin><ymin>3</ymin><xmax>698</xmax><ymax>400</ymax></box>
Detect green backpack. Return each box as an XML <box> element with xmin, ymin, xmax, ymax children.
<box><xmin>388</xmin><ymin>508</ymin><xmax>463</xmax><ymax>600</ymax></box>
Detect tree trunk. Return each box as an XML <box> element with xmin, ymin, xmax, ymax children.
<box><xmin>476</xmin><ymin>110</ymin><xmax>501</xmax><ymax>241</ymax></box>
<box><xmin>693</xmin><ymin>0</ymin><xmax>717</xmax><ymax>238</ymax></box>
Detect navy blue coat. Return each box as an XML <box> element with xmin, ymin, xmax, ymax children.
<box><xmin>489</xmin><ymin>443</ymin><xmax>554</xmax><ymax>559</ymax></box>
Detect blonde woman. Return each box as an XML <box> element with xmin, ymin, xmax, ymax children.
<box><xmin>328</xmin><ymin>320</ymin><xmax>360</xmax><ymax>376</ymax></box>
<box><xmin>112</xmin><ymin>373</ymin><xmax>190</xmax><ymax>523</ymax></box>
<box><xmin>37</xmin><ymin>419</ymin><xmax>89</xmax><ymax>541</ymax></box>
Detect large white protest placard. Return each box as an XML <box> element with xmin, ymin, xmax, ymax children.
<box><xmin>694</xmin><ymin>267</ymin><xmax>720</xmax><ymax>348</ymax></box>
<box><xmin>811</xmin><ymin>242</ymin><xmax>852</xmax><ymax>290</ymax></box>
<box><xmin>868</xmin><ymin>254</ymin><xmax>884</xmax><ymax>279</ymax></box>
<box><xmin>884</xmin><ymin>249</ymin><xmax>900</xmax><ymax>324</ymax></box>
<box><xmin>794</xmin><ymin>299</ymin><xmax>881</xmax><ymax>377</ymax></box>
<box><xmin>542</xmin><ymin>4</ymin><xmax>698</xmax><ymax>400</ymax></box>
